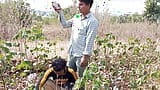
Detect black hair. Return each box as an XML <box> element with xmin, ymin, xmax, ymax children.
<box><xmin>51</xmin><ymin>58</ymin><xmax>67</xmax><ymax>72</ymax></box>
<box><xmin>79</xmin><ymin>0</ymin><xmax>93</xmax><ymax>8</ymax></box>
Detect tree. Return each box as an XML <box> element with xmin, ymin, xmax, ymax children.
<box><xmin>144</xmin><ymin>0</ymin><xmax>160</xmax><ymax>23</ymax></box>
<box><xmin>0</xmin><ymin>0</ymin><xmax>39</xmax><ymax>40</ymax></box>
<box><xmin>17</xmin><ymin>0</ymin><xmax>33</xmax><ymax>28</ymax></box>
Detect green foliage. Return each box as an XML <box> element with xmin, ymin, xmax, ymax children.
<box><xmin>110</xmin><ymin>13</ymin><xmax>144</xmax><ymax>24</ymax></box>
<box><xmin>20</xmin><ymin>72</ymin><xmax>28</xmax><ymax>77</ymax></box>
<box><xmin>17</xmin><ymin>0</ymin><xmax>32</xmax><ymax>27</ymax></box>
<box><xmin>74</xmin><ymin>61</ymin><xmax>110</xmax><ymax>89</ymax></box>
<box><xmin>0</xmin><ymin>35</ymin><xmax>51</xmax><ymax>89</ymax></box>
<box><xmin>75</xmin><ymin>33</ymin><xmax>160</xmax><ymax>89</ymax></box>
<box><xmin>0</xmin><ymin>40</ymin><xmax>18</xmax><ymax>89</ymax></box>
<box><xmin>96</xmin><ymin>33</ymin><xmax>115</xmax><ymax>54</ymax></box>
<box><xmin>144</xmin><ymin>0</ymin><xmax>160</xmax><ymax>23</ymax></box>
<box><xmin>42</xmin><ymin>17</ymin><xmax>58</xmax><ymax>25</ymax></box>
<box><xmin>0</xmin><ymin>0</ymin><xmax>43</xmax><ymax>40</ymax></box>
<box><xmin>16</xmin><ymin>61</ymin><xmax>33</xmax><ymax>70</ymax></box>
<box><xmin>63</xmin><ymin>7</ymin><xmax>74</xmax><ymax>19</ymax></box>
<box><xmin>13</xmin><ymin>24</ymin><xmax>45</xmax><ymax>41</ymax></box>
<box><xmin>40</xmin><ymin>6</ymin><xmax>75</xmax><ymax>25</ymax></box>
<box><xmin>13</xmin><ymin>23</ymin><xmax>52</xmax><ymax>71</ymax></box>
<box><xmin>151</xmin><ymin>71</ymin><xmax>160</xmax><ymax>79</ymax></box>
<box><xmin>29</xmin><ymin>42</ymin><xmax>51</xmax><ymax>61</ymax></box>
<box><xmin>27</xmin><ymin>84</ymin><xmax>36</xmax><ymax>90</ymax></box>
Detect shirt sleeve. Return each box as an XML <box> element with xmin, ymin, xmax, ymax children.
<box><xmin>83</xmin><ymin>20</ymin><xmax>99</xmax><ymax>55</ymax></box>
<box><xmin>59</xmin><ymin>11</ymin><xmax>73</xmax><ymax>28</ymax></box>
<box><xmin>39</xmin><ymin>68</ymin><xmax>53</xmax><ymax>90</ymax></box>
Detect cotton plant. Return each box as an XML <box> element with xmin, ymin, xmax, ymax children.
<box><xmin>24</xmin><ymin>73</ymin><xmax>38</xmax><ymax>90</ymax></box>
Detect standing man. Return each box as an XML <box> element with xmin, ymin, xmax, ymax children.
<box><xmin>52</xmin><ymin>0</ymin><xmax>99</xmax><ymax>77</ymax></box>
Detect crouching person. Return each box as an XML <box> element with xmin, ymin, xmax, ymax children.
<box><xmin>37</xmin><ymin>58</ymin><xmax>78</xmax><ymax>90</ymax></box>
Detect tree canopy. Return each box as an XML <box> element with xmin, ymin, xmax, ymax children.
<box><xmin>144</xmin><ymin>0</ymin><xmax>160</xmax><ymax>23</ymax></box>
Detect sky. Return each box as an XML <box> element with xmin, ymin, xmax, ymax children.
<box><xmin>0</xmin><ymin>0</ymin><xmax>146</xmax><ymax>15</ymax></box>
<box><xmin>107</xmin><ymin>0</ymin><xmax>146</xmax><ymax>15</ymax></box>
<box><xmin>25</xmin><ymin>0</ymin><xmax>145</xmax><ymax>15</ymax></box>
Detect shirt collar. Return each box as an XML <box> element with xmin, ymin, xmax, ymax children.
<box><xmin>85</xmin><ymin>12</ymin><xmax>92</xmax><ymax>18</ymax></box>
<box><xmin>80</xmin><ymin>12</ymin><xmax>92</xmax><ymax>20</ymax></box>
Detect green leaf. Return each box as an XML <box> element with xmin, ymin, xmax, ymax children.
<box><xmin>20</xmin><ymin>72</ymin><xmax>28</xmax><ymax>77</ymax></box>
<box><xmin>5</xmin><ymin>42</ymin><xmax>12</xmax><ymax>47</ymax></box>
<box><xmin>19</xmin><ymin>53</ymin><xmax>25</xmax><ymax>56</ymax></box>
<box><xmin>12</xmin><ymin>43</ymin><xmax>20</xmax><ymax>47</ymax></box>
<box><xmin>13</xmin><ymin>34</ymin><xmax>20</xmax><ymax>40</ymax></box>
<box><xmin>107</xmin><ymin>43</ymin><xmax>114</xmax><ymax>48</ymax></box>
<box><xmin>0</xmin><ymin>54</ymin><xmax>4</xmax><ymax>59</ymax></box>
<box><xmin>6</xmin><ymin>54</ymin><xmax>13</xmax><ymax>60</ymax></box>
<box><xmin>0</xmin><ymin>46</ymin><xmax>10</xmax><ymax>53</ymax></box>
<box><xmin>0</xmin><ymin>40</ymin><xmax>5</xmax><ymax>45</ymax></box>
<box><xmin>151</xmin><ymin>71</ymin><xmax>160</xmax><ymax>79</ymax></box>
<box><xmin>16</xmin><ymin>61</ymin><xmax>32</xmax><ymax>70</ymax></box>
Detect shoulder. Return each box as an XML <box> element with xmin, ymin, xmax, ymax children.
<box><xmin>90</xmin><ymin>13</ymin><xmax>98</xmax><ymax>21</ymax></box>
<box><xmin>45</xmin><ymin>68</ymin><xmax>54</xmax><ymax>74</ymax></box>
<box><xmin>68</xmin><ymin>67</ymin><xmax>76</xmax><ymax>73</ymax></box>
<box><xmin>67</xmin><ymin>68</ymin><xmax>78</xmax><ymax>79</ymax></box>
<box><xmin>88</xmin><ymin>13</ymin><xmax>99</xmax><ymax>26</ymax></box>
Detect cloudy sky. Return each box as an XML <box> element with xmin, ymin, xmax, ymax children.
<box><xmin>25</xmin><ymin>0</ymin><xmax>145</xmax><ymax>14</ymax></box>
<box><xmin>107</xmin><ymin>0</ymin><xmax>145</xmax><ymax>14</ymax></box>
<box><xmin>0</xmin><ymin>0</ymin><xmax>146</xmax><ymax>14</ymax></box>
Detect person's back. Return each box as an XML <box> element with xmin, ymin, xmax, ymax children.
<box><xmin>37</xmin><ymin>58</ymin><xmax>78</xmax><ymax>90</ymax></box>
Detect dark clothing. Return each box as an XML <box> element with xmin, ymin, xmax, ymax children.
<box><xmin>39</xmin><ymin>67</ymin><xmax>78</xmax><ymax>90</ymax></box>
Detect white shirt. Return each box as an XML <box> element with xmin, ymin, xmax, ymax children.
<box><xmin>59</xmin><ymin>11</ymin><xmax>99</xmax><ymax>57</ymax></box>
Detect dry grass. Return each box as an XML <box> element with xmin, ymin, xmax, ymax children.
<box><xmin>42</xmin><ymin>14</ymin><xmax>160</xmax><ymax>43</ymax></box>
<box><xmin>41</xmin><ymin>15</ymin><xmax>160</xmax><ymax>60</ymax></box>
<box><xmin>43</xmin><ymin>24</ymin><xmax>71</xmax><ymax>41</ymax></box>
<box><xmin>3</xmin><ymin>15</ymin><xmax>159</xmax><ymax>61</ymax></box>
<box><xmin>96</xmin><ymin>14</ymin><xmax>160</xmax><ymax>42</ymax></box>
<box><xmin>100</xmin><ymin>22</ymin><xmax>160</xmax><ymax>42</ymax></box>
<box><xmin>1</xmin><ymin>1</ymin><xmax>160</xmax><ymax>89</ymax></box>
